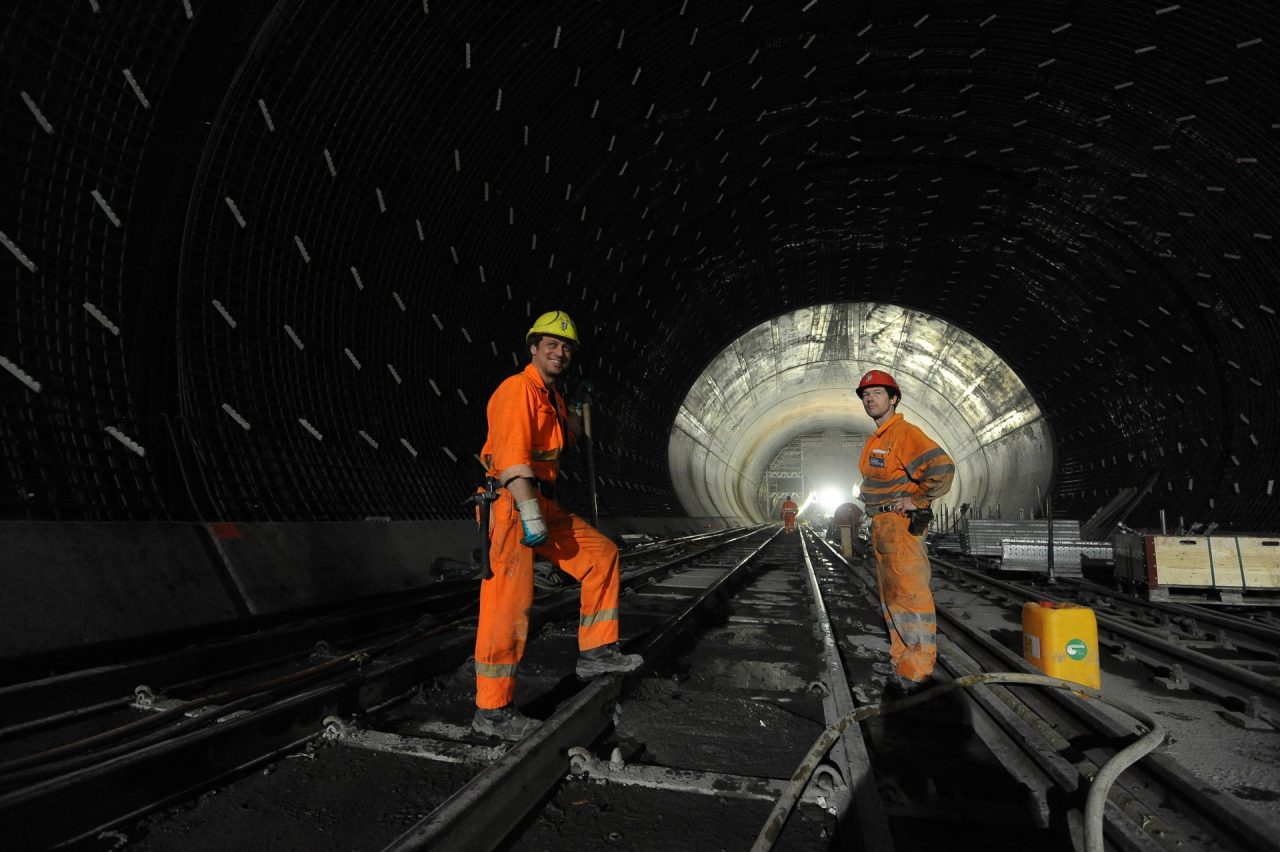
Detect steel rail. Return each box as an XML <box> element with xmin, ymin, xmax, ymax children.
<box><xmin>937</xmin><ymin>558</ymin><xmax>1280</xmax><ymax>723</ymax></box>
<box><xmin>796</xmin><ymin>529</ymin><xmax>894</xmax><ymax>851</ymax></box>
<box><xmin>932</xmin><ymin>604</ymin><xmax>1280</xmax><ymax>852</ymax></box>
<box><xmin>381</xmin><ymin>528</ymin><xmax>782</xmax><ymax>851</ymax></box>
<box><xmin>812</xmin><ymin>535</ymin><xmax>1272</xmax><ymax>851</ymax></box>
<box><xmin>1060</xmin><ymin>576</ymin><xmax>1280</xmax><ymax>655</ymax></box>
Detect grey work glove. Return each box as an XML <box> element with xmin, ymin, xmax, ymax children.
<box><xmin>516</xmin><ymin>499</ymin><xmax>548</xmax><ymax>546</ymax></box>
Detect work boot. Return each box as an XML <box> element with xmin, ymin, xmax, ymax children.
<box><xmin>471</xmin><ymin>704</ymin><xmax>541</xmax><ymax>741</ymax></box>
<box><xmin>882</xmin><ymin>675</ymin><xmax>936</xmax><ymax>701</ymax></box>
<box><xmin>575</xmin><ymin>643</ymin><xmax>644</xmax><ymax>679</ymax></box>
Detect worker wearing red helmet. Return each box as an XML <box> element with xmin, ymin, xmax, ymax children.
<box><xmin>856</xmin><ymin>369</ymin><xmax>954</xmax><ymax>692</ymax></box>
<box><xmin>473</xmin><ymin>310</ymin><xmax>642</xmax><ymax>740</ymax></box>
<box><xmin>780</xmin><ymin>495</ymin><xmax>799</xmax><ymax>533</ymax></box>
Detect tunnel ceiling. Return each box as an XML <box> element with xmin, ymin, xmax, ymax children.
<box><xmin>2</xmin><ymin>1</ymin><xmax>1278</xmax><ymax>530</ymax></box>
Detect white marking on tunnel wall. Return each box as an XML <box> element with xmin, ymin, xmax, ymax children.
<box><xmin>181</xmin><ymin>0</ymin><xmax>194</xmax><ymax>20</ymax></box>
<box><xmin>212</xmin><ymin>300</ymin><xmax>236</xmax><ymax>328</ymax></box>
<box><xmin>84</xmin><ymin>302</ymin><xmax>120</xmax><ymax>335</ymax></box>
<box><xmin>20</xmin><ymin>92</ymin><xmax>54</xmax><ymax>133</ymax></box>
<box><xmin>387</xmin><ymin>364</ymin><xmax>402</xmax><ymax>384</ymax></box>
<box><xmin>221</xmin><ymin>403</ymin><xmax>251</xmax><ymax>430</ymax></box>
<box><xmin>401</xmin><ymin>438</ymin><xmax>419</xmax><ymax>457</ymax></box>
<box><xmin>359</xmin><ymin>430</ymin><xmax>379</xmax><ymax>449</ymax></box>
<box><xmin>393</xmin><ymin>292</ymin><xmax>406</xmax><ymax>311</ymax></box>
<box><xmin>1</xmin><ymin>355</ymin><xmax>41</xmax><ymax>392</ymax></box>
<box><xmin>376</xmin><ymin>188</ymin><xmax>386</xmax><ymax>212</ymax></box>
<box><xmin>284</xmin><ymin>325</ymin><xmax>304</xmax><ymax>350</ymax></box>
<box><xmin>224</xmin><ymin>197</ymin><xmax>247</xmax><ymax>227</ymax></box>
<box><xmin>350</xmin><ymin>266</ymin><xmax>364</xmax><ymax>290</ymax></box>
<box><xmin>91</xmin><ymin>190</ymin><xmax>121</xmax><ymax>226</ymax></box>
<box><xmin>415</xmin><ymin>219</ymin><xmax>425</xmax><ymax>241</ymax></box>
<box><xmin>294</xmin><ymin>235</ymin><xmax>311</xmax><ymax>262</ymax></box>
<box><xmin>456</xmin><ymin>389</ymin><xmax>469</xmax><ymax>405</ymax></box>
<box><xmin>432</xmin><ymin>314</ymin><xmax>444</xmax><ymax>330</ymax></box>
<box><xmin>122</xmin><ymin>69</ymin><xmax>150</xmax><ymax>108</ymax></box>
<box><xmin>299</xmin><ymin>418</ymin><xmax>323</xmax><ymax>441</ymax></box>
<box><xmin>344</xmin><ymin>348</ymin><xmax>362</xmax><ymax>369</ymax></box>
<box><xmin>439</xmin><ymin>445</ymin><xmax>455</xmax><ymax>461</ymax></box>
<box><xmin>258</xmin><ymin>99</ymin><xmax>275</xmax><ymax>131</ymax></box>
<box><xmin>324</xmin><ymin>148</ymin><xmax>337</xmax><ymax>176</ymax></box>
<box><xmin>105</xmin><ymin>426</ymin><xmax>146</xmax><ymax>457</ymax></box>
<box><xmin>429</xmin><ymin>379</ymin><xmax>441</xmax><ymax>396</ymax></box>
<box><xmin>1</xmin><ymin>231</ymin><xmax>37</xmax><ymax>272</ymax></box>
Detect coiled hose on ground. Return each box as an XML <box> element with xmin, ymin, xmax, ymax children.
<box><xmin>751</xmin><ymin>672</ymin><xmax>1165</xmax><ymax>852</ymax></box>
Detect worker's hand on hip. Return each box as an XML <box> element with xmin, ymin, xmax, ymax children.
<box><xmin>891</xmin><ymin>496</ymin><xmax>918</xmax><ymax>515</ymax></box>
<box><xmin>516</xmin><ymin>499</ymin><xmax>549</xmax><ymax>546</ymax></box>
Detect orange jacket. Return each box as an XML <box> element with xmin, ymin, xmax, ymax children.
<box><xmin>858</xmin><ymin>413</ymin><xmax>954</xmax><ymax>510</ymax></box>
<box><xmin>481</xmin><ymin>363</ymin><xmax>571</xmax><ymax>482</ymax></box>
<box><xmin>780</xmin><ymin>500</ymin><xmax>798</xmax><ymax>517</ymax></box>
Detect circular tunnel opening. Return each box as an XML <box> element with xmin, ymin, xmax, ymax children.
<box><xmin>667</xmin><ymin>302</ymin><xmax>1054</xmax><ymax>524</ymax></box>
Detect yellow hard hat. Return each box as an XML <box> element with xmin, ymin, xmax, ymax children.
<box><xmin>526</xmin><ymin>310</ymin><xmax>579</xmax><ymax>343</ymax></box>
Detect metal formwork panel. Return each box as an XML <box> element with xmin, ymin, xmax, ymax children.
<box><xmin>960</xmin><ymin>519</ymin><xmax>1082</xmax><ymax>557</ymax></box>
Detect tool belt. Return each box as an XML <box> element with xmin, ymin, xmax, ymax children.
<box><xmin>868</xmin><ymin>503</ymin><xmax>933</xmax><ymax>536</ymax></box>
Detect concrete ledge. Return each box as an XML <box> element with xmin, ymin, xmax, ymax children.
<box><xmin>1</xmin><ymin>515</ymin><xmax>727</xmax><ymax>659</ymax></box>
<box><xmin>210</xmin><ymin>520</ymin><xmax>479</xmax><ymax>615</ymax></box>
<box><xmin>0</xmin><ymin>521</ymin><xmax>242</xmax><ymax>658</ymax></box>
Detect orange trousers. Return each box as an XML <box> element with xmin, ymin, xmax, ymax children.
<box><xmin>870</xmin><ymin>512</ymin><xmax>937</xmax><ymax>682</ymax></box>
<box><xmin>474</xmin><ymin>490</ymin><xmax>621</xmax><ymax>709</ymax></box>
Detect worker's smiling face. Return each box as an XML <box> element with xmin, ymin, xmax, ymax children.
<box><xmin>530</xmin><ymin>335</ymin><xmax>573</xmax><ymax>381</ymax></box>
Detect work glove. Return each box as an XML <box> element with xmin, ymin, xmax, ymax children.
<box><xmin>516</xmin><ymin>499</ymin><xmax>548</xmax><ymax>546</ymax></box>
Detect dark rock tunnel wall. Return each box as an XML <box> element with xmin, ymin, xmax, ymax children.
<box><xmin>3</xmin><ymin>0</ymin><xmax>1279</xmax><ymax>532</ymax></box>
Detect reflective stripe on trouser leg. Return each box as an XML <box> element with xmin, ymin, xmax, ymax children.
<box><xmin>475</xmin><ymin>492</ymin><xmax>534</xmax><ymax>709</ymax></box>
<box><xmin>534</xmin><ymin>500</ymin><xmax>621</xmax><ymax>652</ymax></box>
<box><xmin>871</xmin><ymin>512</ymin><xmax>937</xmax><ymax>682</ymax></box>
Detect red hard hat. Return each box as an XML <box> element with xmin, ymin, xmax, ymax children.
<box><xmin>856</xmin><ymin>369</ymin><xmax>901</xmax><ymax>399</ymax></box>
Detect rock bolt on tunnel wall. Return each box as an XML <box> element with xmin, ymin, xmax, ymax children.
<box><xmin>1</xmin><ymin>1</ymin><xmax>1278</xmax><ymax>534</ymax></box>
<box><xmin>668</xmin><ymin>303</ymin><xmax>1051</xmax><ymax>524</ymax></box>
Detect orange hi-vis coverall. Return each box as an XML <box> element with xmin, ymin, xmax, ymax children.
<box><xmin>780</xmin><ymin>499</ymin><xmax>798</xmax><ymax>532</ymax></box>
<box><xmin>475</xmin><ymin>363</ymin><xmax>622</xmax><ymax>709</ymax></box>
<box><xmin>858</xmin><ymin>413</ymin><xmax>954</xmax><ymax>683</ymax></box>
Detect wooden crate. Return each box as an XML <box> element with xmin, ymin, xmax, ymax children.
<box><xmin>1113</xmin><ymin>533</ymin><xmax>1280</xmax><ymax>603</ymax></box>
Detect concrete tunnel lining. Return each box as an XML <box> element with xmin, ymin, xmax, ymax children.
<box><xmin>668</xmin><ymin>303</ymin><xmax>1053</xmax><ymax>523</ymax></box>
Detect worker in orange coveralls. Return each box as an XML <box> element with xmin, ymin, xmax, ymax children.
<box><xmin>780</xmin><ymin>495</ymin><xmax>799</xmax><ymax>533</ymax></box>
<box><xmin>856</xmin><ymin>370</ymin><xmax>954</xmax><ymax>695</ymax></box>
<box><xmin>472</xmin><ymin>310</ymin><xmax>642</xmax><ymax>741</ymax></box>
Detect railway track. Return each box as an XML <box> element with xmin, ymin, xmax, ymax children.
<box><xmin>1</xmin><ymin>526</ymin><xmax>1275</xmax><ymax>851</ymax></box>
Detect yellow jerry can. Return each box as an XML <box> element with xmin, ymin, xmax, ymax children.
<box><xmin>1022</xmin><ymin>601</ymin><xmax>1101</xmax><ymax>690</ymax></box>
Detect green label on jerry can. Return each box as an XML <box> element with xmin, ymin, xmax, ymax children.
<box><xmin>1065</xmin><ymin>638</ymin><xmax>1088</xmax><ymax>660</ymax></box>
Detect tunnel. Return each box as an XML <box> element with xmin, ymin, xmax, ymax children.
<box><xmin>669</xmin><ymin>301</ymin><xmax>1051</xmax><ymax>523</ymax></box>
<box><xmin>2</xmin><ymin>2</ymin><xmax>1279</xmax><ymax>650</ymax></box>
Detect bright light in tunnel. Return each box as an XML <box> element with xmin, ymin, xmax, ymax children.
<box><xmin>819</xmin><ymin>487</ymin><xmax>844</xmax><ymax>513</ymax></box>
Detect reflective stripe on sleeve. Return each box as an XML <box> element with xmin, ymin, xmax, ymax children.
<box><xmin>475</xmin><ymin>660</ymin><xmax>520</xmax><ymax>678</ymax></box>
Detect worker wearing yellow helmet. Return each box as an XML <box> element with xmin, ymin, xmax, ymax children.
<box><xmin>472</xmin><ymin>310</ymin><xmax>642</xmax><ymax>740</ymax></box>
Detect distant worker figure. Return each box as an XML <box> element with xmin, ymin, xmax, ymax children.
<box><xmin>473</xmin><ymin>310</ymin><xmax>642</xmax><ymax>740</ymax></box>
<box><xmin>856</xmin><ymin>370</ymin><xmax>954</xmax><ymax>692</ymax></box>
<box><xmin>780</xmin><ymin>495</ymin><xmax>799</xmax><ymax>533</ymax></box>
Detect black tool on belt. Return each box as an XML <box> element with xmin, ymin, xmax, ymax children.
<box><xmin>462</xmin><ymin>477</ymin><xmax>501</xmax><ymax>579</ymax></box>
<box><xmin>874</xmin><ymin>503</ymin><xmax>933</xmax><ymax>536</ymax></box>
<box><xmin>906</xmin><ymin>507</ymin><xmax>933</xmax><ymax>536</ymax></box>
